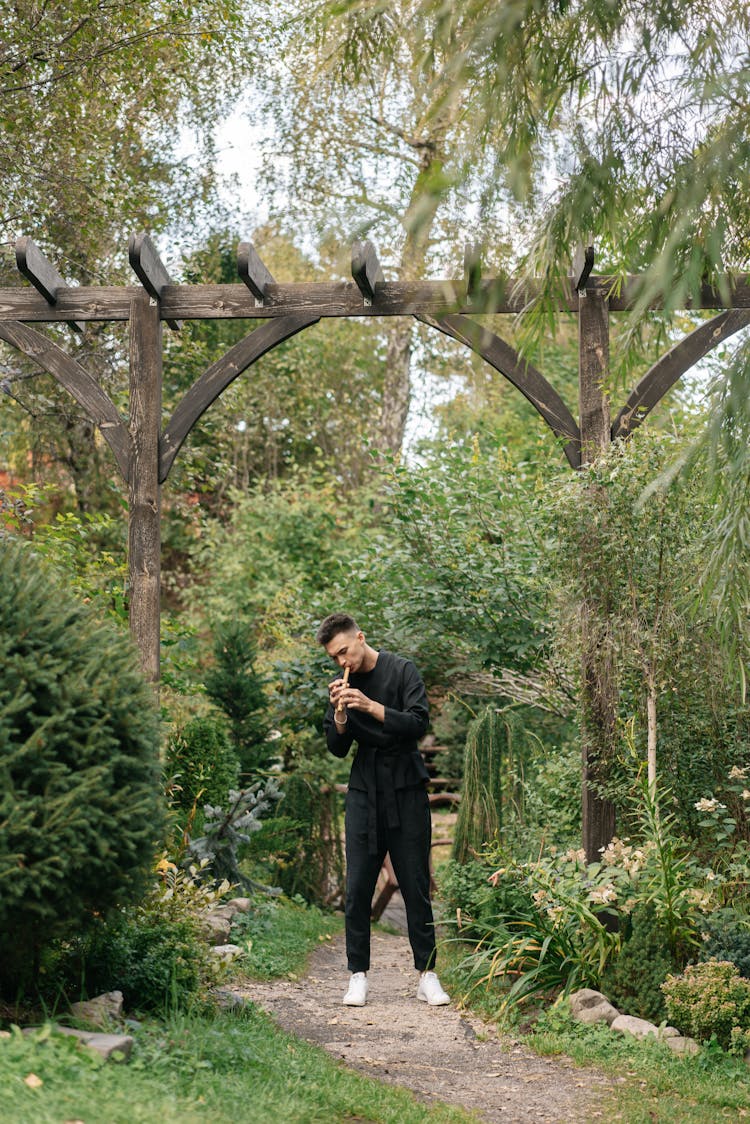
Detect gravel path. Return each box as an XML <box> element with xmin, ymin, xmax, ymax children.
<box><xmin>233</xmin><ymin>916</ymin><xmax>613</xmax><ymax>1123</ymax></box>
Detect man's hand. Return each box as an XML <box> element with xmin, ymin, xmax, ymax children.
<box><xmin>329</xmin><ymin>682</ymin><xmax>385</xmax><ymax>724</ymax></box>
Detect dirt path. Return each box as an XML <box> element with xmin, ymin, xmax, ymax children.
<box><xmin>232</xmin><ymin>918</ymin><xmax>613</xmax><ymax>1123</ymax></box>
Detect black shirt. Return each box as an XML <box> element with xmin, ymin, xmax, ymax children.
<box><xmin>324</xmin><ymin>649</ymin><xmax>430</xmax><ymax>793</ymax></box>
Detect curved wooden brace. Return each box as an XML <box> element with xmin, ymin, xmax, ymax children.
<box><xmin>613</xmin><ymin>309</ymin><xmax>750</xmax><ymax>438</ymax></box>
<box><xmin>417</xmin><ymin>313</ymin><xmax>581</xmax><ymax>469</ymax></box>
<box><xmin>0</xmin><ymin>320</ymin><xmax>131</xmax><ymax>480</ymax></box>
<box><xmin>159</xmin><ymin>313</ymin><xmax>321</xmax><ymax>482</ymax></box>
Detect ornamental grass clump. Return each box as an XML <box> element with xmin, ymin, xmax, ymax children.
<box><xmin>662</xmin><ymin>960</ymin><xmax>750</xmax><ymax>1053</ymax></box>
<box><xmin>0</xmin><ymin>536</ymin><xmax>163</xmax><ymax>997</ymax></box>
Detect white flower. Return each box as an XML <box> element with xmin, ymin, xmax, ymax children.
<box><xmin>729</xmin><ymin>766</ymin><xmax>748</xmax><ymax>781</ymax></box>
<box><xmin>590</xmin><ymin>885</ymin><xmax>617</xmax><ymax>905</ymax></box>
<box><xmin>694</xmin><ymin>797</ymin><xmax>723</xmax><ymax>813</ymax></box>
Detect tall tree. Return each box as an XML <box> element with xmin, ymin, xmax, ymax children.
<box><xmin>249</xmin><ymin>1</ymin><xmax>513</xmax><ymax>455</ymax></box>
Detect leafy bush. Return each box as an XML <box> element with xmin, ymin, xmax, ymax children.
<box><xmin>0</xmin><ymin>536</ymin><xmax>163</xmax><ymax>996</ymax></box>
<box><xmin>165</xmin><ymin>715</ymin><xmax>239</xmax><ymax>811</ymax></box>
<box><xmin>600</xmin><ymin>903</ymin><xmax>677</xmax><ymax>1022</ymax></box>
<box><xmin>272</xmin><ymin>772</ymin><xmax>344</xmax><ymax>906</ymax></box>
<box><xmin>70</xmin><ymin>911</ymin><xmax>212</xmax><ymax>1012</ymax></box>
<box><xmin>54</xmin><ymin>859</ymin><xmax>229</xmax><ymax>1012</ymax></box>
<box><xmin>662</xmin><ymin>961</ymin><xmax>750</xmax><ymax>1052</ymax></box>
<box><xmin>438</xmin><ymin>857</ymin><xmax>532</xmax><ymax>940</ymax></box>
<box><xmin>699</xmin><ymin>909</ymin><xmax>750</xmax><ymax>978</ymax></box>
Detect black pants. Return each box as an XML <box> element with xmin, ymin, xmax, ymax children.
<box><xmin>344</xmin><ymin>785</ymin><xmax>436</xmax><ymax>973</ymax></box>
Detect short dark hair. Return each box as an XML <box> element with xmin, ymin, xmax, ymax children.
<box><xmin>316</xmin><ymin>612</ymin><xmax>360</xmax><ymax>646</ymax></box>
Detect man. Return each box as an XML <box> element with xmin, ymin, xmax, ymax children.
<box><xmin>317</xmin><ymin>612</ymin><xmax>449</xmax><ymax>1007</ymax></box>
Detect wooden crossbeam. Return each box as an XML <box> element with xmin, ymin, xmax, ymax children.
<box><xmin>3</xmin><ymin>274</ymin><xmax>750</xmax><ymax>324</ymax></box>
<box><xmin>464</xmin><ymin>242</ymin><xmax>482</xmax><ymax>301</ymax></box>
<box><xmin>352</xmin><ymin>240</ymin><xmax>384</xmax><ymax>302</ymax></box>
<box><xmin>14</xmin><ymin>237</ymin><xmax>84</xmax><ymax>332</ymax></box>
<box><xmin>238</xmin><ymin>242</ymin><xmax>275</xmax><ymax>303</ymax></box>
<box><xmin>128</xmin><ymin>232</ymin><xmax>181</xmax><ymax>331</ymax></box>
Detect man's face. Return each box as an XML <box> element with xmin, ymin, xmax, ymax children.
<box><xmin>325</xmin><ymin>629</ymin><xmax>366</xmax><ymax>672</ymax></box>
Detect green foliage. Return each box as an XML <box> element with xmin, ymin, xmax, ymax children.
<box><xmin>165</xmin><ymin>716</ymin><xmax>239</xmax><ymax>812</ymax></box>
<box><xmin>185</xmin><ymin>781</ymin><xmax>283</xmax><ymax>891</ymax></box>
<box><xmin>204</xmin><ymin>621</ymin><xmax>270</xmax><ymax>775</ymax></box>
<box><xmin>67</xmin><ymin>912</ymin><xmax>213</xmax><ymax>1014</ymax></box>
<box><xmin>1</xmin><ymin>1</ymin><xmax>249</xmax><ymax>261</ymax></box>
<box><xmin>662</xmin><ymin>961</ymin><xmax>750</xmax><ymax>1052</ymax></box>
<box><xmin>0</xmin><ymin>536</ymin><xmax>163</xmax><ymax>996</ymax></box>
<box><xmin>700</xmin><ymin>909</ymin><xmax>750</xmax><ymax>979</ymax></box>
<box><xmin>545</xmin><ymin>430</ymin><xmax>749</xmax><ymax>839</ymax></box>
<box><xmin>452</xmin><ymin>707</ymin><xmax>506</xmax><ymax>863</ymax></box>
<box><xmin>452</xmin><ymin>707</ymin><xmax>540</xmax><ymax>863</ymax></box>
<box><xmin>600</xmin><ymin>903</ymin><xmax>676</xmax><ymax>1023</ymax></box>
<box><xmin>231</xmin><ymin>894</ymin><xmax>344</xmax><ymax>980</ymax></box>
<box><xmin>271</xmin><ymin>771</ymin><xmax>345</xmax><ymax>907</ymax></box>
<box><xmin>437</xmin><ymin>857</ymin><xmax>531</xmax><ymax>942</ymax></box>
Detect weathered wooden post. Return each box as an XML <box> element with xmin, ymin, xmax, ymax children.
<box><xmin>128</xmin><ymin>289</ymin><xmax>162</xmax><ymax>685</ymax></box>
<box><xmin>578</xmin><ymin>284</ymin><xmax>617</xmax><ymax>862</ymax></box>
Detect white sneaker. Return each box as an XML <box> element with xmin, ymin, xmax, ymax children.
<box><xmin>417</xmin><ymin>970</ymin><xmax>450</xmax><ymax>1006</ymax></box>
<box><xmin>343</xmin><ymin>972</ymin><xmax>368</xmax><ymax>1006</ymax></box>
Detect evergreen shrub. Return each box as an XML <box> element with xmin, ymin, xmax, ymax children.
<box><xmin>165</xmin><ymin>716</ymin><xmax>239</xmax><ymax>812</ymax></box>
<box><xmin>600</xmin><ymin>903</ymin><xmax>677</xmax><ymax>1022</ymax></box>
<box><xmin>203</xmin><ymin>621</ymin><xmax>270</xmax><ymax>774</ymax></box>
<box><xmin>699</xmin><ymin>909</ymin><xmax>750</xmax><ymax>978</ymax></box>
<box><xmin>0</xmin><ymin>536</ymin><xmax>163</xmax><ymax>995</ymax></box>
<box><xmin>65</xmin><ymin>911</ymin><xmax>212</xmax><ymax>1012</ymax></box>
<box><xmin>271</xmin><ymin>772</ymin><xmax>344</xmax><ymax>906</ymax></box>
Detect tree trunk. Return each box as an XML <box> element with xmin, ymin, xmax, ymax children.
<box><xmin>378</xmin><ymin>318</ymin><xmax>414</xmax><ymax>455</ymax></box>
<box><xmin>578</xmin><ymin>289</ymin><xmax>617</xmax><ymax>863</ymax></box>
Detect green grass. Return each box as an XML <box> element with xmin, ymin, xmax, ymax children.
<box><xmin>529</xmin><ymin>1009</ymin><xmax>750</xmax><ymax>1122</ymax></box>
<box><xmin>0</xmin><ymin>1006</ymin><xmax>478</xmax><ymax>1124</ymax></box>
<box><xmin>230</xmin><ymin>894</ymin><xmax>346</xmax><ymax>979</ymax></box>
<box><xmin>438</xmin><ymin>935</ymin><xmax>750</xmax><ymax>1122</ymax></box>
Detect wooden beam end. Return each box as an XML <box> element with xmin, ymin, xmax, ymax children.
<box><xmin>351</xmin><ymin>240</ymin><xmax>384</xmax><ymax>301</ymax></box>
<box><xmin>238</xmin><ymin>242</ymin><xmax>275</xmax><ymax>302</ymax></box>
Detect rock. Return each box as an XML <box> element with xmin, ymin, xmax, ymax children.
<box><xmin>199</xmin><ymin>912</ymin><xmax>232</xmax><ymax>944</ymax></box>
<box><xmin>207</xmin><ymin>904</ymin><xmax>240</xmax><ymax>923</ymax></box>
<box><xmin>569</xmin><ymin>989</ymin><xmax>620</xmax><ymax>1026</ymax></box>
<box><xmin>659</xmin><ymin>1026</ymin><xmax>680</xmax><ymax>1039</ymax></box>
<box><xmin>610</xmin><ymin>1014</ymin><xmax>659</xmax><ymax>1039</ymax></box>
<box><xmin>209</xmin><ymin>943</ymin><xmax>244</xmax><ymax>962</ymax></box>
<box><xmin>23</xmin><ymin>1025</ymin><xmax>133</xmax><ymax>1060</ymax></box>
<box><xmin>214</xmin><ymin>987</ymin><xmax>248</xmax><ymax>1010</ymax></box>
<box><xmin>665</xmin><ymin>1035</ymin><xmax>700</xmax><ymax>1056</ymax></box>
<box><xmin>70</xmin><ymin>990</ymin><xmax>123</xmax><ymax>1028</ymax></box>
<box><xmin>226</xmin><ymin>896</ymin><xmax>253</xmax><ymax>914</ymax></box>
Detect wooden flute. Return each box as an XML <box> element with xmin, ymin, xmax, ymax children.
<box><xmin>336</xmin><ymin>665</ymin><xmax>350</xmax><ymax>714</ymax></box>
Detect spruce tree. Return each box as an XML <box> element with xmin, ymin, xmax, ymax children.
<box><xmin>0</xmin><ymin>536</ymin><xmax>163</xmax><ymax>995</ymax></box>
<box><xmin>203</xmin><ymin>621</ymin><xmax>269</xmax><ymax>774</ymax></box>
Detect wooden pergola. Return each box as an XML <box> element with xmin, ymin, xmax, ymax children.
<box><xmin>2</xmin><ymin>232</ymin><xmax>749</xmax><ymax>861</ymax></box>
